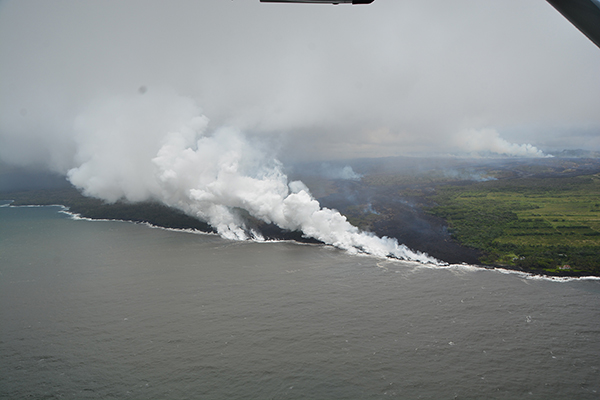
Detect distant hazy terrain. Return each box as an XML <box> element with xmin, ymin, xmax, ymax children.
<box><xmin>291</xmin><ymin>156</ymin><xmax>600</xmax><ymax>276</ymax></box>
<box><xmin>3</xmin><ymin>156</ymin><xmax>600</xmax><ymax>276</ymax></box>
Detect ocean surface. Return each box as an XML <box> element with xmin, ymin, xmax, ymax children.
<box><xmin>1</xmin><ymin>204</ymin><xmax>599</xmax><ymax>399</ymax></box>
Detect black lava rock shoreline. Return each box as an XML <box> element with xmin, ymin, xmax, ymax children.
<box><xmin>2</xmin><ymin>188</ymin><xmax>597</xmax><ymax>278</ymax></box>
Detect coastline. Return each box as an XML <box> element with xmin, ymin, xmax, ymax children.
<box><xmin>2</xmin><ymin>189</ymin><xmax>598</xmax><ymax>279</ymax></box>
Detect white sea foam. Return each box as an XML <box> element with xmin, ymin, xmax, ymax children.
<box><xmin>10</xmin><ymin>203</ymin><xmax>67</xmax><ymax>209</ymax></box>
<box><xmin>7</xmin><ymin>202</ymin><xmax>596</xmax><ymax>281</ymax></box>
<box><xmin>385</xmin><ymin>259</ymin><xmax>600</xmax><ymax>282</ymax></box>
<box><xmin>483</xmin><ymin>266</ymin><xmax>600</xmax><ymax>282</ymax></box>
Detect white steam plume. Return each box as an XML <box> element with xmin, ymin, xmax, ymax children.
<box><xmin>66</xmin><ymin>91</ymin><xmax>437</xmax><ymax>264</ymax></box>
<box><xmin>459</xmin><ymin>128</ymin><xmax>548</xmax><ymax>157</ymax></box>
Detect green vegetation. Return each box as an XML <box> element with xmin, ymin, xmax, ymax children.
<box><xmin>428</xmin><ymin>174</ymin><xmax>600</xmax><ymax>275</ymax></box>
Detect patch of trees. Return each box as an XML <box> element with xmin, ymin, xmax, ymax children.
<box><xmin>427</xmin><ymin>177</ymin><xmax>600</xmax><ymax>276</ymax></box>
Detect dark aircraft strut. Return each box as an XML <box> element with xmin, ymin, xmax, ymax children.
<box><xmin>546</xmin><ymin>0</ymin><xmax>600</xmax><ymax>48</ymax></box>
<box><xmin>260</xmin><ymin>0</ymin><xmax>600</xmax><ymax>49</ymax></box>
<box><xmin>260</xmin><ymin>0</ymin><xmax>374</xmax><ymax>3</ymax></box>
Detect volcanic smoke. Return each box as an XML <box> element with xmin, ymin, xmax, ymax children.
<box><xmin>63</xmin><ymin>91</ymin><xmax>437</xmax><ymax>263</ymax></box>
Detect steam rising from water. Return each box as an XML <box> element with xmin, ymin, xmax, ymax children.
<box><xmin>66</xmin><ymin>92</ymin><xmax>437</xmax><ymax>264</ymax></box>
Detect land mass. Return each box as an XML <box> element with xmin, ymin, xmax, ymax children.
<box><xmin>293</xmin><ymin>156</ymin><xmax>600</xmax><ymax>276</ymax></box>
<box><xmin>2</xmin><ymin>156</ymin><xmax>600</xmax><ymax>276</ymax></box>
<box><xmin>2</xmin><ymin>187</ymin><xmax>321</xmax><ymax>244</ymax></box>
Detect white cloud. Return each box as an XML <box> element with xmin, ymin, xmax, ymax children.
<box><xmin>1</xmin><ymin>0</ymin><xmax>598</xmax><ymax>165</ymax></box>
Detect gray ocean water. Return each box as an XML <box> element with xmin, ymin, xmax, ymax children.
<box><xmin>1</xmin><ymin>204</ymin><xmax>599</xmax><ymax>399</ymax></box>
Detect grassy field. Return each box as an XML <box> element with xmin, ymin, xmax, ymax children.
<box><xmin>428</xmin><ymin>173</ymin><xmax>600</xmax><ymax>274</ymax></box>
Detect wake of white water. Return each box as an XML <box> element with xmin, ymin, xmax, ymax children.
<box><xmin>64</xmin><ymin>92</ymin><xmax>438</xmax><ymax>264</ymax></box>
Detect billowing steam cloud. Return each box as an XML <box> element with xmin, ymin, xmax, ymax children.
<box><xmin>458</xmin><ymin>128</ymin><xmax>547</xmax><ymax>157</ymax></box>
<box><xmin>65</xmin><ymin>90</ymin><xmax>436</xmax><ymax>263</ymax></box>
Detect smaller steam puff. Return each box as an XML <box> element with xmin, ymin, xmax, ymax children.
<box><xmin>66</xmin><ymin>92</ymin><xmax>438</xmax><ymax>264</ymax></box>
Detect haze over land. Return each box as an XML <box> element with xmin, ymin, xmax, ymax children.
<box><xmin>1</xmin><ymin>0</ymin><xmax>599</xmax><ymax>165</ymax></box>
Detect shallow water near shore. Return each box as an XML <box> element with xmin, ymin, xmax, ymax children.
<box><xmin>1</xmin><ymin>205</ymin><xmax>599</xmax><ymax>399</ymax></box>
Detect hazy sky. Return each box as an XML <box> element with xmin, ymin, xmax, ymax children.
<box><xmin>1</xmin><ymin>0</ymin><xmax>599</xmax><ymax>167</ymax></box>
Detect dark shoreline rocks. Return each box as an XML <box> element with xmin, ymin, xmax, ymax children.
<box><xmin>2</xmin><ymin>188</ymin><xmax>323</xmax><ymax>245</ymax></box>
<box><xmin>3</xmin><ymin>187</ymin><xmax>598</xmax><ymax>277</ymax></box>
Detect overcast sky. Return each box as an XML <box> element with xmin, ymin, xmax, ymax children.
<box><xmin>1</xmin><ymin>0</ymin><xmax>599</xmax><ymax>168</ymax></box>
